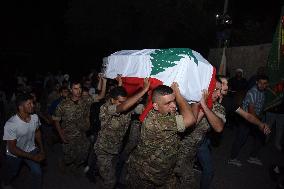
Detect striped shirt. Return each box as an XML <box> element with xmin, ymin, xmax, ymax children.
<box><xmin>242</xmin><ymin>86</ymin><xmax>265</xmax><ymax>116</ymax></box>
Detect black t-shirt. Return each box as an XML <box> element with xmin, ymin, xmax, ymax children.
<box><xmin>221</xmin><ymin>96</ymin><xmax>240</xmax><ymax>113</ymax></box>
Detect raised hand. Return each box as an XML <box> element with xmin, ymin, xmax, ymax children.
<box><xmin>98</xmin><ymin>73</ymin><xmax>104</xmax><ymax>79</ymax></box>
<box><xmin>171</xmin><ymin>82</ymin><xmax>180</xmax><ymax>95</ymax></box>
<box><xmin>115</xmin><ymin>74</ymin><xmax>123</xmax><ymax>86</ymax></box>
<box><xmin>200</xmin><ymin>89</ymin><xmax>209</xmax><ymax>108</ymax></box>
<box><xmin>143</xmin><ymin>78</ymin><xmax>151</xmax><ymax>90</ymax></box>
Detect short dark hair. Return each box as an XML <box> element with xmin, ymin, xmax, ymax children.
<box><xmin>216</xmin><ymin>74</ymin><xmax>228</xmax><ymax>81</ymax></box>
<box><xmin>152</xmin><ymin>85</ymin><xmax>173</xmax><ymax>103</ymax></box>
<box><xmin>215</xmin><ymin>76</ymin><xmax>222</xmax><ymax>84</ymax></box>
<box><xmin>82</xmin><ymin>86</ymin><xmax>89</xmax><ymax>93</ymax></box>
<box><xmin>109</xmin><ymin>86</ymin><xmax>127</xmax><ymax>99</ymax></box>
<box><xmin>70</xmin><ymin>80</ymin><xmax>81</xmax><ymax>88</ymax></box>
<box><xmin>256</xmin><ymin>74</ymin><xmax>269</xmax><ymax>81</ymax></box>
<box><xmin>16</xmin><ymin>93</ymin><xmax>33</xmax><ymax>109</ymax></box>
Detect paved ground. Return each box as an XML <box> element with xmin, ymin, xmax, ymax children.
<box><xmin>1</xmin><ymin>125</ymin><xmax>283</xmax><ymax>189</ymax></box>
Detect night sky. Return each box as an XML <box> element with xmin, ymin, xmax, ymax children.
<box><xmin>0</xmin><ymin>0</ymin><xmax>282</xmax><ymax>74</ymax></box>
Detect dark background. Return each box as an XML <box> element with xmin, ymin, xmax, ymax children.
<box><xmin>0</xmin><ymin>0</ymin><xmax>282</xmax><ymax>75</ymax></box>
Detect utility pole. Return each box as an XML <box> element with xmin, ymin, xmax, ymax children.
<box><xmin>218</xmin><ymin>0</ymin><xmax>231</xmax><ymax>76</ymax></box>
<box><xmin>223</xmin><ymin>0</ymin><xmax>229</xmax><ymax>15</ymax></box>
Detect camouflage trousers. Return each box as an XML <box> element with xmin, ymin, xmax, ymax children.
<box><xmin>174</xmin><ymin>137</ymin><xmax>200</xmax><ymax>188</ymax></box>
<box><xmin>62</xmin><ymin>136</ymin><xmax>90</xmax><ymax>166</ymax></box>
<box><xmin>126</xmin><ymin>159</ymin><xmax>178</xmax><ymax>189</ymax></box>
<box><xmin>95</xmin><ymin>151</ymin><xmax>119</xmax><ymax>189</ymax></box>
<box><xmin>120</xmin><ymin>120</ymin><xmax>141</xmax><ymax>161</ymax></box>
<box><xmin>126</xmin><ymin>166</ymin><xmax>178</xmax><ymax>189</ymax></box>
<box><xmin>118</xmin><ymin>120</ymin><xmax>142</xmax><ymax>185</ymax></box>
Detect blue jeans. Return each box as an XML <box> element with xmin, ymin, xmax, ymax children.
<box><xmin>3</xmin><ymin>149</ymin><xmax>42</xmax><ymax>189</ymax></box>
<box><xmin>197</xmin><ymin>138</ymin><xmax>214</xmax><ymax>189</ymax></box>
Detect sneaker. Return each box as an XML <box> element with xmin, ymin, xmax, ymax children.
<box><xmin>247</xmin><ymin>157</ymin><xmax>263</xmax><ymax>166</ymax></box>
<box><xmin>228</xmin><ymin>158</ymin><xmax>242</xmax><ymax>167</ymax></box>
<box><xmin>84</xmin><ymin>165</ymin><xmax>90</xmax><ymax>173</ymax></box>
<box><xmin>270</xmin><ymin>165</ymin><xmax>280</xmax><ymax>181</ymax></box>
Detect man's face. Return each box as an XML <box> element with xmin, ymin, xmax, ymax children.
<box><xmin>21</xmin><ymin>99</ymin><xmax>34</xmax><ymax>114</ymax></box>
<box><xmin>61</xmin><ymin>89</ymin><xmax>69</xmax><ymax>98</ymax></box>
<box><xmin>212</xmin><ymin>82</ymin><xmax>222</xmax><ymax>102</ymax></box>
<box><xmin>71</xmin><ymin>84</ymin><xmax>82</xmax><ymax>98</ymax></box>
<box><xmin>153</xmin><ymin>93</ymin><xmax>177</xmax><ymax>115</ymax></box>
<box><xmin>84</xmin><ymin>80</ymin><xmax>92</xmax><ymax>88</ymax></box>
<box><xmin>257</xmin><ymin>79</ymin><xmax>269</xmax><ymax>91</ymax></box>
<box><xmin>111</xmin><ymin>95</ymin><xmax>127</xmax><ymax>105</ymax></box>
<box><xmin>220</xmin><ymin>78</ymin><xmax>229</xmax><ymax>95</ymax></box>
<box><xmin>236</xmin><ymin>71</ymin><xmax>242</xmax><ymax>78</ymax></box>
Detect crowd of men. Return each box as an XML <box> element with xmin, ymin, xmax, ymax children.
<box><xmin>0</xmin><ymin>67</ymin><xmax>283</xmax><ymax>189</ymax></box>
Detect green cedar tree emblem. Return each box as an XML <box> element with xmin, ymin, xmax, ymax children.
<box><xmin>150</xmin><ymin>48</ymin><xmax>198</xmax><ymax>76</ymax></box>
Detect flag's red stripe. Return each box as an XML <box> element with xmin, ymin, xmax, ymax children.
<box><xmin>207</xmin><ymin>67</ymin><xmax>216</xmax><ymax>109</ymax></box>
<box><xmin>121</xmin><ymin>77</ymin><xmax>163</xmax><ymax>121</ymax></box>
<box><xmin>122</xmin><ymin>70</ymin><xmax>216</xmax><ymax>122</ymax></box>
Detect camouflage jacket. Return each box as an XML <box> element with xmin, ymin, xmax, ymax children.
<box><xmin>128</xmin><ymin>109</ymin><xmax>185</xmax><ymax>185</ymax></box>
<box><xmin>181</xmin><ymin>102</ymin><xmax>226</xmax><ymax>150</ymax></box>
<box><xmin>52</xmin><ymin>96</ymin><xmax>93</xmax><ymax>139</ymax></box>
<box><xmin>94</xmin><ymin>100</ymin><xmax>132</xmax><ymax>155</ymax></box>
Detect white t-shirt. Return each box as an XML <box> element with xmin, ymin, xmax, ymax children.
<box><xmin>89</xmin><ymin>87</ymin><xmax>96</xmax><ymax>96</ymax></box>
<box><xmin>3</xmin><ymin>114</ymin><xmax>41</xmax><ymax>157</ymax></box>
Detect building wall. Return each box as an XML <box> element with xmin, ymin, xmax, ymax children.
<box><xmin>208</xmin><ymin>43</ymin><xmax>272</xmax><ymax>79</ymax></box>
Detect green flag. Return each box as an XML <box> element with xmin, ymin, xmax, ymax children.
<box><xmin>265</xmin><ymin>6</ymin><xmax>284</xmax><ymax>110</ymax></box>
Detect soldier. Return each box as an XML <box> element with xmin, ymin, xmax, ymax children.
<box><xmin>52</xmin><ymin>79</ymin><xmax>106</xmax><ymax>173</ymax></box>
<box><xmin>94</xmin><ymin>78</ymin><xmax>150</xmax><ymax>189</ymax></box>
<box><xmin>175</xmin><ymin>78</ymin><xmax>226</xmax><ymax>189</ymax></box>
<box><xmin>126</xmin><ymin>83</ymin><xmax>197</xmax><ymax>189</ymax></box>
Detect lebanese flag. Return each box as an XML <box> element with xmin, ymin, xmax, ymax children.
<box><xmin>104</xmin><ymin>48</ymin><xmax>216</xmax><ymax>121</ymax></box>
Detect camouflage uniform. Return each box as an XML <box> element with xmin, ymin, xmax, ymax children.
<box><xmin>53</xmin><ymin>96</ymin><xmax>93</xmax><ymax>166</ymax></box>
<box><xmin>126</xmin><ymin>109</ymin><xmax>185</xmax><ymax>189</ymax></box>
<box><xmin>120</xmin><ymin>104</ymin><xmax>145</xmax><ymax>161</ymax></box>
<box><xmin>175</xmin><ymin>102</ymin><xmax>226</xmax><ymax>188</ymax></box>
<box><xmin>94</xmin><ymin>100</ymin><xmax>132</xmax><ymax>189</ymax></box>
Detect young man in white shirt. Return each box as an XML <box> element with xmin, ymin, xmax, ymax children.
<box><xmin>2</xmin><ymin>93</ymin><xmax>45</xmax><ymax>189</ymax></box>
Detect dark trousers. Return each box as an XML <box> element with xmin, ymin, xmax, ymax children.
<box><xmin>197</xmin><ymin>137</ymin><xmax>214</xmax><ymax>189</ymax></box>
<box><xmin>230</xmin><ymin>118</ymin><xmax>265</xmax><ymax>159</ymax></box>
<box><xmin>2</xmin><ymin>149</ymin><xmax>42</xmax><ymax>189</ymax></box>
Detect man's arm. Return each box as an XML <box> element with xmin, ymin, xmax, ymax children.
<box><xmin>172</xmin><ymin>82</ymin><xmax>196</xmax><ymax>128</ymax></box>
<box><xmin>196</xmin><ymin>111</ymin><xmax>205</xmax><ymax>124</ymax></box>
<box><xmin>52</xmin><ymin>102</ymin><xmax>68</xmax><ymax>143</ymax></box>
<box><xmin>7</xmin><ymin>140</ymin><xmax>44</xmax><ymax>162</ymax></box>
<box><xmin>116</xmin><ymin>74</ymin><xmax>123</xmax><ymax>87</ymax></box>
<box><xmin>200</xmin><ymin>90</ymin><xmax>224</xmax><ymax>133</ymax></box>
<box><xmin>94</xmin><ymin>77</ymin><xmax>107</xmax><ymax>101</ymax></box>
<box><xmin>97</xmin><ymin>73</ymin><xmax>103</xmax><ymax>90</ymax></box>
<box><xmin>191</xmin><ymin>102</ymin><xmax>200</xmax><ymax>120</ymax></box>
<box><xmin>53</xmin><ymin>120</ymin><xmax>68</xmax><ymax>143</ymax></box>
<box><xmin>248</xmin><ymin>103</ymin><xmax>258</xmax><ymax>118</ymax></box>
<box><xmin>116</xmin><ymin>78</ymin><xmax>150</xmax><ymax>113</ymax></box>
<box><xmin>35</xmin><ymin>128</ymin><xmax>44</xmax><ymax>153</ymax></box>
<box><xmin>236</xmin><ymin>107</ymin><xmax>271</xmax><ymax>135</ymax></box>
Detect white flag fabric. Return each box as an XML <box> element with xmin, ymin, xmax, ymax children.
<box><xmin>104</xmin><ymin>48</ymin><xmax>215</xmax><ymax>102</ymax></box>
